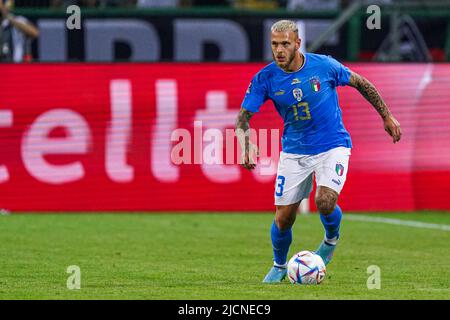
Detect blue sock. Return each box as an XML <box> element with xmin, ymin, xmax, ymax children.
<box><xmin>319</xmin><ymin>205</ymin><xmax>342</xmax><ymax>242</ymax></box>
<box><xmin>271</xmin><ymin>221</ymin><xmax>292</xmax><ymax>267</ymax></box>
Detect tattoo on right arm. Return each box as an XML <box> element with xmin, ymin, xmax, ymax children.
<box><xmin>235</xmin><ymin>108</ymin><xmax>254</xmax><ymax>151</ymax></box>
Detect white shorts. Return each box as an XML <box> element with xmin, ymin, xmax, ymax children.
<box><xmin>274</xmin><ymin>147</ymin><xmax>351</xmax><ymax>206</ymax></box>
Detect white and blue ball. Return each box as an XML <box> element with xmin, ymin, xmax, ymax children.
<box><xmin>287</xmin><ymin>251</ymin><xmax>326</xmax><ymax>285</ymax></box>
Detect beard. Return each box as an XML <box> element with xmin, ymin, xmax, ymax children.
<box><xmin>273</xmin><ymin>48</ymin><xmax>296</xmax><ymax>70</ymax></box>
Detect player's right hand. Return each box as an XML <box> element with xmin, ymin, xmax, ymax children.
<box><xmin>241</xmin><ymin>143</ymin><xmax>259</xmax><ymax>170</ymax></box>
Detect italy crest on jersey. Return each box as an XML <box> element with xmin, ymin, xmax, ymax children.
<box><xmin>309</xmin><ymin>76</ymin><xmax>321</xmax><ymax>92</ymax></box>
<box><xmin>293</xmin><ymin>88</ymin><xmax>303</xmax><ymax>101</ymax></box>
<box><xmin>336</xmin><ymin>163</ymin><xmax>344</xmax><ymax>176</ymax></box>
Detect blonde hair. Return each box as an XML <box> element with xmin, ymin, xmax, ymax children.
<box><xmin>271</xmin><ymin>20</ymin><xmax>298</xmax><ymax>35</ymax></box>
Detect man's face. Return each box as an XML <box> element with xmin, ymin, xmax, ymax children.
<box><xmin>271</xmin><ymin>30</ymin><xmax>300</xmax><ymax>69</ymax></box>
<box><xmin>5</xmin><ymin>0</ymin><xmax>14</xmax><ymax>10</ymax></box>
<box><xmin>2</xmin><ymin>0</ymin><xmax>13</xmax><ymax>10</ymax></box>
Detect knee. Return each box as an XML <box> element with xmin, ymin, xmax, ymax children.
<box><xmin>275</xmin><ymin>205</ymin><xmax>297</xmax><ymax>230</ymax></box>
<box><xmin>315</xmin><ymin>191</ymin><xmax>338</xmax><ymax>215</ymax></box>
<box><xmin>275</xmin><ymin>215</ymin><xmax>294</xmax><ymax>231</ymax></box>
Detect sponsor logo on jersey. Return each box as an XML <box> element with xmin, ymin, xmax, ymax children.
<box><xmin>293</xmin><ymin>88</ymin><xmax>303</xmax><ymax>101</ymax></box>
<box><xmin>309</xmin><ymin>76</ymin><xmax>321</xmax><ymax>92</ymax></box>
<box><xmin>291</xmin><ymin>78</ymin><xmax>301</xmax><ymax>85</ymax></box>
<box><xmin>332</xmin><ymin>179</ymin><xmax>341</xmax><ymax>186</ymax></box>
<box><xmin>275</xmin><ymin>89</ymin><xmax>285</xmax><ymax>96</ymax></box>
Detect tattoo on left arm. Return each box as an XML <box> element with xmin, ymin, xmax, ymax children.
<box><xmin>349</xmin><ymin>72</ymin><xmax>392</xmax><ymax>120</ymax></box>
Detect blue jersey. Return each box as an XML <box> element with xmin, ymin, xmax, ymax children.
<box><xmin>242</xmin><ymin>53</ymin><xmax>352</xmax><ymax>155</ymax></box>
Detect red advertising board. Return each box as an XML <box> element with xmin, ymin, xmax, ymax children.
<box><xmin>0</xmin><ymin>63</ymin><xmax>449</xmax><ymax>212</ymax></box>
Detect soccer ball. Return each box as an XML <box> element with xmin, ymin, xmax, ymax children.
<box><xmin>287</xmin><ymin>251</ymin><xmax>326</xmax><ymax>285</ymax></box>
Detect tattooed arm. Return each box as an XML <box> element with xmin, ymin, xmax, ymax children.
<box><xmin>348</xmin><ymin>71</ymin><xmax>402</xmax><ymax>143</ymax></box>
<box><xmin>235</xmin><ymin>108</ymin><xmax>259</xmax><ymax>170</ymax></box>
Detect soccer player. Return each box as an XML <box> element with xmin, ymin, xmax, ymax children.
<box><xmin>235</xmin><ymin>20</ymin><xmax>402</xmax><ymax>283</ymax></box>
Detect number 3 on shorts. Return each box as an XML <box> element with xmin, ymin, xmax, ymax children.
<box><xmin>275</xmin><ymin>175</ymin><xmax>286</xmax><ymax>197</ymax></box>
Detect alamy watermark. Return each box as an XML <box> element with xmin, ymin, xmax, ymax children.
<box><xmin>66</xmin><ymin>5</ymin><xmax>81</xmax><ymax>30</ymax></box>
<box><xmin>64</xmin><ymin>5</ymin><xmax>380</xmax><ymax>32</ymax></box>
<box><xmin>66</xmin><ymin>265</ymin><xmax>81</xmax><ymax>290</ymax></box>
<box><xmin>366</xmin><ymin>5</ymin><xmax>381</xmax><ymax>30</ymax></box>
<box><xmin>367</xmin><ymin>265</ymin><xmax>381</xmax><ymax>289</ymax></box>
<box><xmin>170</xmin><ymin>121</ymin><xmax>280</xmax><ymax>176</ymax></box>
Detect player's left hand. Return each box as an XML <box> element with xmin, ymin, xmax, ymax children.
<box><xmin>383</xmin><ymin>115</ymin><xmax>402</xmax><ymax>143</ymax></box>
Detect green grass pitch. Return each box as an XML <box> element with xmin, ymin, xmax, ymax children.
<box><xmin>0</xmin><ymin>212</ymin><xmax>448</xmax><ymax>300</ymax></box>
